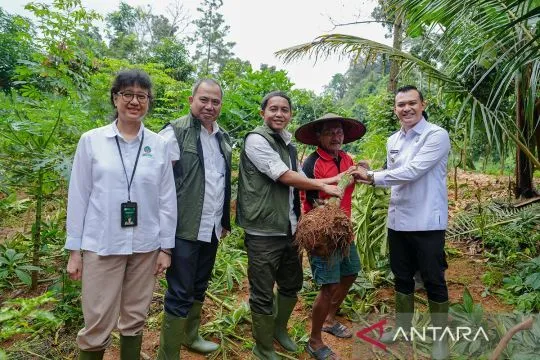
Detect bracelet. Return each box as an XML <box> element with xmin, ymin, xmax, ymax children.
<box><xmin>160</xmin><ymin>249</ymin><xmax>172</xmax><ymax>256</ymax></box>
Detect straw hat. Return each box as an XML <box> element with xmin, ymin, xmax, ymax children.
<box><xmin>294</xmin><ymin>113</ymin><xmax>366</xmax><ymax>145</ymax></box>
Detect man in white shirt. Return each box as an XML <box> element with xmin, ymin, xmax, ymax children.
<box><xmin>157</xmin><ymin>79</ymin><xmax>231</xmax><ymax>359</ymax></box>
<box><xmin>354</xmin><ymin>85</ymin><xmax>450</xmax><ymax>360</ymax></box>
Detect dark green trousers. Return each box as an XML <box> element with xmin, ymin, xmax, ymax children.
<box><xmin>245</xmin><ymin>233</ymin><xmax>303</xmax><ymax>315</ymax></box>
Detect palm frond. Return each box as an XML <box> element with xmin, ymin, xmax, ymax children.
<box><xmin>276</xmin><ymin>34</ymin><xmax>460</xmax><ymax>86</ymax></box>
<box><xmin>447</xmin><ymin>202</ymin><xmax>540</xmax><ymax>241</ymax></box>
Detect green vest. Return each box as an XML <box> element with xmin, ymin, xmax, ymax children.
<box><xmin>169</xmin><ymin>113</ymin><xmax>232</xmax><ymax>241</ymax></box>
<box><xmin>236</xmin><ymin>124</ymin><xmax>300</xmax><ymax>233</ymax></box>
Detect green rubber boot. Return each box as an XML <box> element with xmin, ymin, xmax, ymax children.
<box><xmin>252</xmin><ymin>312</ymin><xmax>279</xmax><ymax>360</ymax></box>
<box><xmin>120</xmin><ymin>334</ymin><xmax>142</xmax><ymax>360</ymax></box>
<box><xmin>380</xmin><ymin>292</ymin><xmax>414</xmax><ymax>344</ymax></box>
<box><xmin>79</xmin><ymin>350</ymin><xmax>104</xmax><ymax>360</ymax></box>
<box><xmin>429</xmin><ymin>300</ymin><xmax>449</xmax><ymax>360</ymax></box>
<box><xmin>183</xmin><ymin>300</ymin><xmax>219</xmax><ymax>353</ymax></box>
<box><xmin>273</xmin><ymin>294</ymin><xmax>298</xmax><ymax>352</ymax></box>
<box><xmin>156</xmin><ymin>312</ymin><xmax>187</xmax><ymax>360</ymax></box>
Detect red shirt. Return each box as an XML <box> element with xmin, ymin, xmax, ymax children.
<box><xmin>301</xmin><ymin>147</ymin><xmax>355</xmax><ymax>218</ymax></box>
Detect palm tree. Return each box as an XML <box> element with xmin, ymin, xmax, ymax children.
<box><xmin>276</xmin><ymin>0</ymin><xmax>539</xmax><ymax>198</ymax></box>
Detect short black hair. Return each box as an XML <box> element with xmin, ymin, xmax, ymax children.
<box><xmin>395</xmin><ymin>85</ymin><xmax>428</xmax><ymax>120</ymax></box>
<box><xmin>192</xmin><ymin>78</ymin><xmax>223</xmax><ymax>98</ymax></box>
<box><xmin>110</xmin><ymin>69</ymin><xmax>153</xmax><ymax>119</ymax></box>
<box><xmin>261</xmin><ymin>91</ymin><xmax>292</xmax><ymax>110</ymax></box>
<box><xmin>395</xmin><ymin>85</ymin><xmax>424</xmax><ymax>102</ymax></box>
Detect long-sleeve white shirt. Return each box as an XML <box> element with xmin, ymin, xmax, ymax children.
<box><xmin>373</xmin><ymin>118</ymin><xmax>450</xmax><ymax>231</ymax></box>
<box><xmin>159</xmin><ymin>122</ymin><xmax>226</xmax><ymax>242</ymax></box>
<box><xmin>65</xmin><ymin>122</ymin><xmax>177</xmax><ymax>255</ymax></box>
<box><xmin>243</xmin><ymin>130</ymin><xmax>300</xmax><ymax>236</ymax></box>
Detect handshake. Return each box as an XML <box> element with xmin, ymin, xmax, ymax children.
<box><xmin>345</xmin><ymin>160</ymin><xmax>374</xmax><ymax>185</ymax></box>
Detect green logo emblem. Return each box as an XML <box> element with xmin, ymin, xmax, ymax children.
<box><xmin>144</xmin><ymin>146</ymin><xmax>151</xmax><ymax>153</ymax></box>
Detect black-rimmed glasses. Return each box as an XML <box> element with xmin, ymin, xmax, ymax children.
<box><xmin>117</xmin><ymin>92</ymin><xmax>151</xmax><ymax>104</ymax></box>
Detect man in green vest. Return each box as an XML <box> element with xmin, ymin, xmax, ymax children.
<box><xmin>237</xmin><ymin>91</ymin><xmax>343</xmax><ymax>360</ymax></box>
<box><xmin>157</xmin><ymin>79</ymin><xmax>232</xmax><ymax>359</ymax></box>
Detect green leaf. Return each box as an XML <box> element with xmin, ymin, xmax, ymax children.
<box><xmin>4</xmin><ymin>249</ymin><xmax>16</xmax><ymax>260</ymax></box>
<box><xmin>14</xmin><ymin>269</ymin><xmax>31</xmax><ymax>286</ymax></box>
<box><xmin>463</xmin><ymin>287</ymin><xmax>474</xmax><ymax>313</ymax></box>
<box><xmin>524</xmin><ymin>273</ymin><xmax>540</xmax><ymax>290</ymax></box>
<box><xmin>17</xmin><ymin>265</ymin><xmax>41</xmax><ymax>272</ymax></box>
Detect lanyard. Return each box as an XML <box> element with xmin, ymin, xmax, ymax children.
<box><xmin>115</xmin><ymin>131</ymin><xmax>144</xmax><ymax>202</ymax></box>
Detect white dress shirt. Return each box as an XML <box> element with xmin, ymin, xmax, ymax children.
<box><xmin>65</xmin><ymin>122</ymin><xmax>177</xmax><ymax>255</ymax></box>
<box><xmin>243</xmin><ymin>130</ymin><xmax>300</xmax><ymax>236</ymax></box>
<box><xmin>373</xmin><ymin>118</ymin><xmax>450</xmax><ymax>231</ymax></box>
<box><xmin>160</xmin><ymin>122</ymin><xmax>226</xmax><ymax>242</ymax></box>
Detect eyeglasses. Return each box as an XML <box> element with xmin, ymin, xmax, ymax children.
<box><xmin>116</xmin><ymin>92</ymin><xmax>151</xmax><ymax>104</ymax></box>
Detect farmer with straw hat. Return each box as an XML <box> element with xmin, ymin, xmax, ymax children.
<box><xmin>236</xmin><ymin>91</ymin><xmax>344</xmax><ymax>360</ymax></box>
<box><xmin>296</xmin><ymin>113</ymin><xmax>366</xmax><ymax>360</ymax></box>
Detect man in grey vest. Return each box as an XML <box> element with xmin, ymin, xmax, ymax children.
<box><xmin>157</xmin><ymin>79</ymin><xmax>232</xmax><ymax>359</ymax></box>
<box><xmin>236</xmin><ymin>91</ymin><xmax>343</xmax><ymax>360</ymax></box>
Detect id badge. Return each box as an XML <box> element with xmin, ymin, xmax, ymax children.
<box><xmin>121</xmin><ymin>201</ymin><xmax>137</xmax><ymax>227</ymax></box>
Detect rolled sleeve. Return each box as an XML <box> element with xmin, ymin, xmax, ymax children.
<box><xmin>375</xmin><ymin>129</ymin><xmax>450</xmax><ymax>186</ymax></box>
<box><xmin>65</xmin><ymin>133</ymin><xmax>93</xmax><ymax>251</ymax></box>
<box><xmin>158</xmin><ymin>149</ymin><xmax>177</xmax><ymax>249</ymax></box>
<box><xmin>245</xmin><ymin>134</ymin><xmax>289</xmax><ymax>181</ymax></box>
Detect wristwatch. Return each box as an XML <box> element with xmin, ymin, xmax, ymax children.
<box><xmin>366</xmin><ymin>170</ymin><xmax>375</xmax><ymax>184</ymax></box>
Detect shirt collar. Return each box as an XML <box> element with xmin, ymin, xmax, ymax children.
<box><xmin>263</xmin><ymin>123</ymin><xmax>292</xmax><ymax>145</ymax></box>
<box><xmin>200</xmin><ymin>121</ymin><xmax>220</xmax><ymax>136</ymax></box>
<box><xmin>107</xmin><ymin>120</ymin><xmax>145</xmax><ymax>141</ymax></box>
<box><xmin>316</xmin><ymin>146</ymin><xmax>344</xmax><ymax>161</ymax></box>
<box><xmin>400</xmin><ymin>117</ymin><xmax>427</xmax><ymax>136</ymax></box>
<box><xmin>279</xmin><ymin>129</ymin><xmax>292</xmax><ymax>145</ymax></box>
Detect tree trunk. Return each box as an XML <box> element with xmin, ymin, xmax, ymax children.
<box><xmin>32</xmin><ymin>169</ymin><xmax>44</xmax><ymax>289</ymax></box>
<box><xmin>514</xmin><ymin>71</ymin><xmax>534</xmax><ymax>198</ymax></box>
<box><xmin>387</xmin><ymin>10</ymin><xmax>404</xmax><ymax>93</ymax></box>
<box><xmin>535</xmin><ymin>98</ymin><xmax>540</xmax><ymax>162</ymax></box>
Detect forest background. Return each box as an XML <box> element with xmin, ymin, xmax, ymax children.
<box><xmin>0</xmin><ymin>0</ymin><xmax>539</xmax><ymax>359</ymax></box>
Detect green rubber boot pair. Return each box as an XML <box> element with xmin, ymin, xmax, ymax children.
<box><xmin>380</xmin><ymin>292</ymin><xmax>415</xmax><ymax>344</ymax></box>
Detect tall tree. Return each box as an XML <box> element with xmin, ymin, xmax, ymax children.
<box><xmin>371</xmin><ymin>0</ymin><xmax>404</xmax><ymax>92</ymax></box>
<box><xmin>0</xmin><ymin>8</ymin><xmax>35</xmax><ymax>92</ymax></box>
<box><xmin>105</xmin><ymin>2</ymin><xmax>188</xmax><ymax>63</ymax></box>
<box><xmin>324</xmin><ymin>73</ymin><xmax>348</xmax><ymax>101</ymax></box>
<box><xmin>189</xmin><ymin>0</ymin><xmax>235</xmax><ymax>75</ymax></box>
